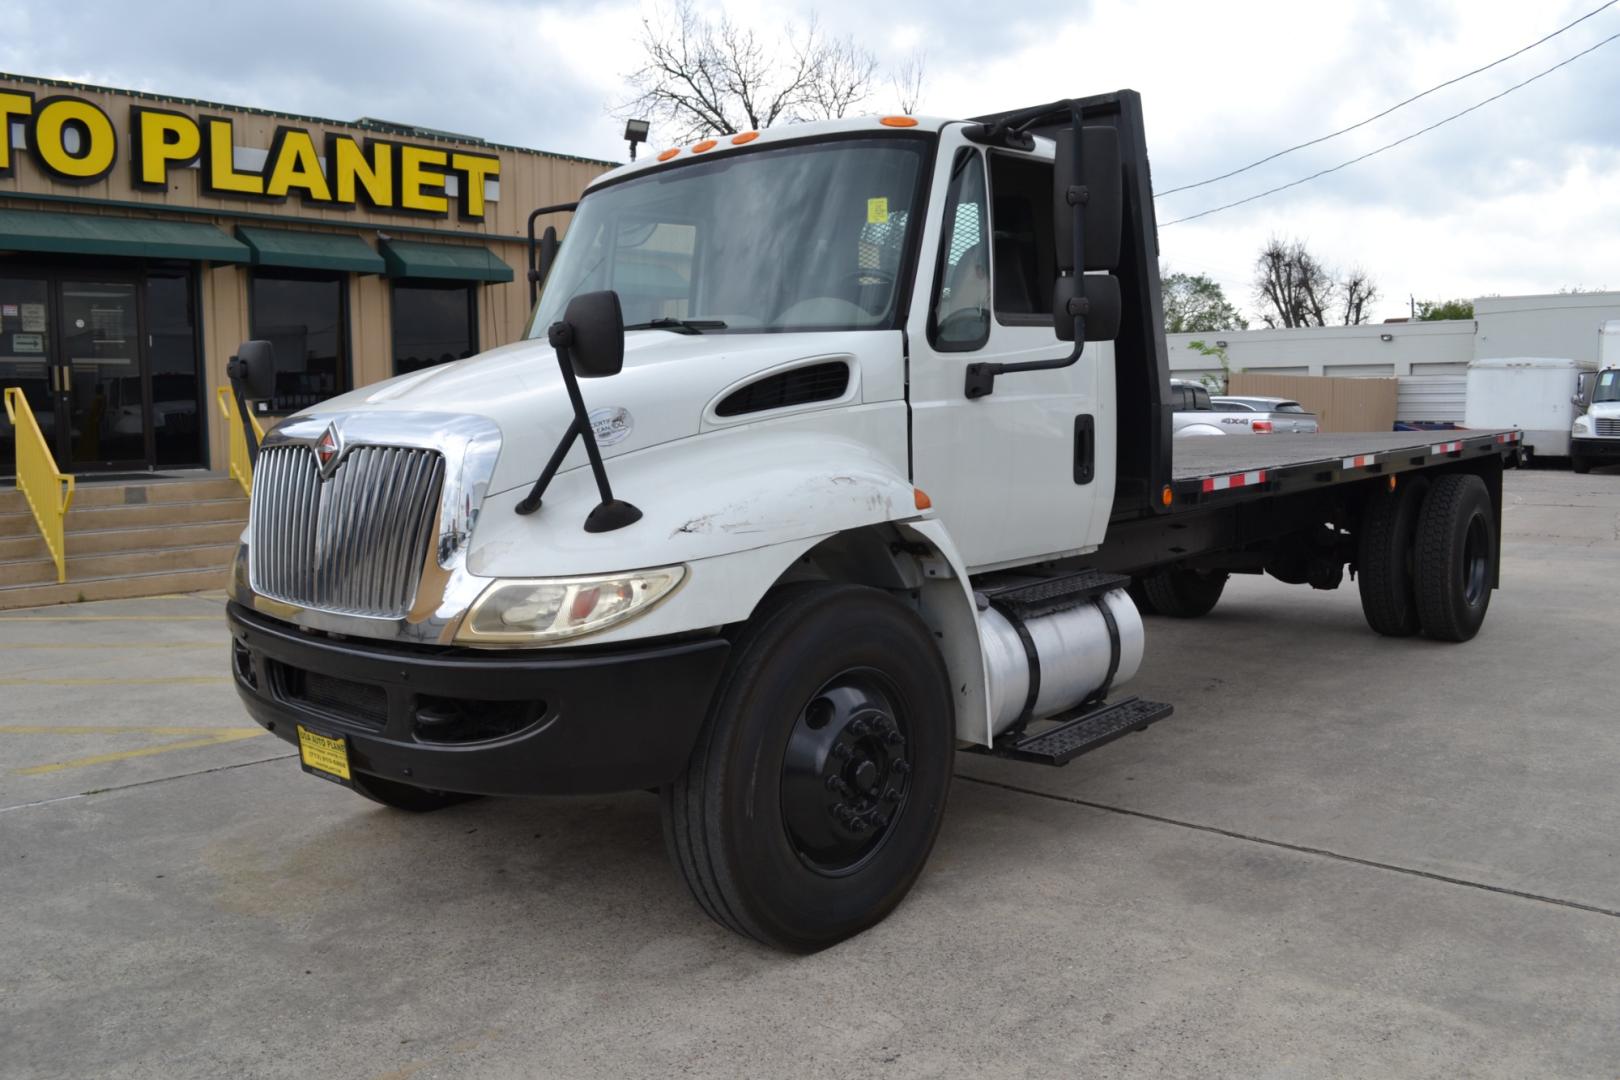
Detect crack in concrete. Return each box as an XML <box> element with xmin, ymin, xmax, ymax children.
<box><xmin>957</xmin><ymin>773</ymin><xmax>1620</xmax><ymax>921</ymax></box>
<box><xmin>0</xmin><ymin>753</ymin><xmax>296</xmax><ymax>815</ymax></box>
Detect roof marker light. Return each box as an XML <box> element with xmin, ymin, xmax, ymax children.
<box><xmin>880</xmin><ymin>116</ymin><xmax>919</xmax><ymax>127</ymax></box>
<box><xmin>692</xmin><ymin>139</ymin><xmax>718</xmax><ymax>153</ymax></box>
<box><xmin>731</xmin><ymin>131</ymin><xmax>759</xmax><ymax>145</ymax></box>
<box><xmin>656</xmin><ymin>148</ymin><xmax>679</xmax><ymax>162</ymax></box>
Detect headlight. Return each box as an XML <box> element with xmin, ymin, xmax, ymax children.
<box><xmin>456</xmin><ymin>566</ymin><xmax>686</xmax><ymax>644</ymax></box>
<box><xmin>1573</xmin><ymin>416</ymin><xmax>1591</xmax><ymax>433</ymax></box>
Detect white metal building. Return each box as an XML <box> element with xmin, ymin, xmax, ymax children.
<box><xmin>1167</xmin><ymin>289</ymin><xmax>1620</xmax><ymax>426</ymax></box>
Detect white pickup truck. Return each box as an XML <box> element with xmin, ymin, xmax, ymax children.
<box><xmin>225</xmin><ymin>92</ymin><xmax>1520</xmax><ymax>951</ymax></box>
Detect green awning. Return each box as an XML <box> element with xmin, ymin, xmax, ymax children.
<box><xmin>379</xmin><ymin>238</ymin><xmax>513</xmax><ymax>283</ymax></box>
<box><xmin>0</xmin><ymin>207</ymin><xmax>249</xmax><ymax>263</ymax></box>
<box><xmin>236</xmin><ymin>226</ymin><xmax>384</xmax><ymax>274</ymax></box>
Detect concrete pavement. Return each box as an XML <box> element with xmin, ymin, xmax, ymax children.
<box><xmin>2</xmin><ymin>467</ymin><xmax>1618</xmax><ymax>1079</ymax></box>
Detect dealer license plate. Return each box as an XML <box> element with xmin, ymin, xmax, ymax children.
<box><xmin>296</xmin><ymin>725</ymin><xmax>353</xmax><ymax>787</ymax></box>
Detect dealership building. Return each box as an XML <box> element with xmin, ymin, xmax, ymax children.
<box><xmin>0</xmin><ymin>72</ymin><xmax>610</xmax><ymax>477</ymax></box>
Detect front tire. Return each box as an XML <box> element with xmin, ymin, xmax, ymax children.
<box><xmin>1572</xmin><ymin>456</ymin><xmax>1592</xmax><ymax>474</ymax></box>
<box><xmin>662</xmin><ymin>583</ymin><xmax>953</xmax><ymax>952</ymax></box>
<box><xmin>1141</xmin><ymin>568</ymin><xmax>1228</xmax><ymax>618</ymax></box>
<box><xmin>1413</xmin><ymin>473</ymin><xmax>1495</xmax><ymax>642</ymax></box>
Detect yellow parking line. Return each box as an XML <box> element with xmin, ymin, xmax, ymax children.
<box><xmin>17</xmin><ymin>729</ymin><xmax>268</xmax><ymax>776</ymax></box>
<box><xmin>0</xmin><ymin>724</ymin><xmax>255</xmax><ymax>736</ymax></box>
<box><xmin>0</xmin><ymin>676</ymin><xmax>231</xmax><ymax>686</ymax></box>
<box><xmin>0</xmin><ymin>615</ymin><xmax>220</xmax><ymax>622</ymax></box>
<box><xmin>2</xmin><ymin>642</ymin><xmax>217</xmax><ymax>650</ymax></box>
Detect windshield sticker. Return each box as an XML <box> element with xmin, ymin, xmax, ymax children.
<box><xmin>1601</xmin><ymin>372</ymin><xmax>1616</xmax><ymax>386</ymax></box>
<box><xmin>867</xmin><ymin>197</ymin><xmax>889</xmax><ymax>224</ymax></box>
<box><xmin>590</xmin><ymin>406</ymin><xmax>633</xmax><ymax>446</ymax></box>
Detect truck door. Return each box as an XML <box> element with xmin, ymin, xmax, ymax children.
<box><xmin>906</xmin><ymin>128</ymin><xmax>1115</xmax><ymax>571</ymax></box>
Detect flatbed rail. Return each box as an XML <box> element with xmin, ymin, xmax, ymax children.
<box><xmin>1168</xmin><ymin>430</ymin><xmax>1521</xmax><ymax>509</ymax></box>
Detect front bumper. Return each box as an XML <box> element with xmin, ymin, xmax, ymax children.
<box><xmin>227</xmin><ymin>602</ymin><xmax>730</xmax><ymax>796</ymax></box>
<box><xmin>1572</xmin><ymin>437</ymin><xmax>1620</xmax><ymax>460</ymax></box>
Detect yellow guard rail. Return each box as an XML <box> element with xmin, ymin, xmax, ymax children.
<box><xmin>3</xmin><ymin>387</ymin><xmax>76</xmax><ymax>583</ymax></box>
<box><xmin>216</xmin><ymin>387</ymin><xmax>266</xmax><ymax>497</ymax></box>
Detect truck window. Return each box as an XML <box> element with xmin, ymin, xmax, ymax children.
<box><xmin>1275</xmin><ymin>402</ymin><xmax>1306</xmax><ymax>413</ymax></box>
<box><xmin>1192</xmin><ymin>387</ymin><xmax>1212</xmax><ymax>410</ymax></box>
<box><xmin>1595</xmin><ymin>370</ymin><xmax>1620</xmax><ymax>403</ymax></box>
<box><xmin>532</xmin><ymin>138</ymin><xmax>927</xmax><ymax>336</ymax></box>
<box><xmin>987</xmin><ymin>152</ymin><xmax>1057</xmax><ymax>323</ymax></box>
<box><xmin>929</xmin><ymin>148</ymin><xmax>990</xmax><ymax>351</ymax></box>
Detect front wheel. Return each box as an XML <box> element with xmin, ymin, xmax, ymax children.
<box><xmin>1572</xmin><ymin>456</ymin><xmax>1592</xmax><ymax>474</ymax></box>
<box><xmin>662</xmin><ymin>583</ymin><xmax>954</xmax><ymax>952</ymax></box>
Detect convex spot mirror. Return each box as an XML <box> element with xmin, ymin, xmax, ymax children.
<box><xmin>227</xmin><ymin>340</ymin><xmax>277</xmax><ymax>399</ymax></box>
<box><xmin>555</xmin><ymin>290</ymin><xmax>625</xmax><ymax>378</ymax></box>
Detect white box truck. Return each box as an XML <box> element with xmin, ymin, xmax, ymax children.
<box><xmin>1571</xmin><ymin>320</ymin><xmax>1620</xmax><ymax>472</ymax></box>
<box><xmin>223</xmin><ymin>92</ymin><xmax>1522</xmax><ymax>950</ymax></box>
<box><xmin>1464</xmin><ymin>356</ymin><xmax>1596</xmax><ymax>463</ymax></box>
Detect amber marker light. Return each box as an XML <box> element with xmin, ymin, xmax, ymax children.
<box><xmin>1161</xmin><ymin>485</ymin><xmax>1173</xmax><ymax>507</ymax></box>
<box><xmin>692</xmin><ymin>139</ymin><xmax>718</xmax><ymax>153</ymax></box>
<box><xmin>880</xmin><ymin>116</ymin><xmax>919</xmax><ymax>127</ymax></box>
<box><xmin>656</xmin><ymin>148</ymin><xmax>679</xmax><ymax>162</ymax></box>
<box><xmin>914</xmin><ymin>488</ymin><xmax>933</xmax><ymax>510</ymax></box>
<box><xmin>731</xmin><ymin>131</ymin><xmax>759</xmax><ymax>144</ymax></box>
<box><xmin>1389</xmin><ymin>475</ymin><xmax>1398</xmax><ymax>491</ymax></box>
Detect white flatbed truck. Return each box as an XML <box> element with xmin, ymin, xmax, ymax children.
<box><xmin>225</xmin><ymin>92</ymin><xmax>1521</xmax><ymax>951</ymax></box>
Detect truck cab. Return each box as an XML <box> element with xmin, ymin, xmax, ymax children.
<box><xmin>1571</xmin><ymin>321</ymin><xmax>1620</xmax><ymax>473</ymax></box>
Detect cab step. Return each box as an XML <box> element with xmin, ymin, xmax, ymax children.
<box><xmin>994</xmin><ymin>696</ymin><xmax>1174</xmax><ymax>766</ymax></box>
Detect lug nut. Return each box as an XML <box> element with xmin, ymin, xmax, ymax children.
<box><xmin>884</xmin><ymin>788</ymin><xmax>901</xmax><ymax>803</ymax></box>
<box><xmin>893</xmin><ymin>760</ymin><xmax>912</xmax><ymax>775</ymax></box>
<box><xmin>883</xmin><ymin>730</ymin><xmax>903</xmax><ymax>746</ymax></box>
<box><xmin>830</xmin><ymin>744</ymin><xmax>852</xmax><ymax>760</ymax></box>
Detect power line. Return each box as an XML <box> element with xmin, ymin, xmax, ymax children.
<box><xmin>1160</xmin><ymin>30</ymin><xmax>1620</xmax><ymax>228</ymax></box>
<box><xmin>1155</xmin><ymin>0</ymin><xmax>1619</xmax><ymax>198</ymax></box>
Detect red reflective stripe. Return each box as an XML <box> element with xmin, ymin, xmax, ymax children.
<box><xmin>1201</xmin><ymin>469</ymin><xmax>1268</xmax><ymax>494</ymax></box>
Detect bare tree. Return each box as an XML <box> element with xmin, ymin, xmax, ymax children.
<box><xmin>1253</xmin><ymin>236</ymin><xmax>1379</xmax><ymax>328</ymax></box>
<box><xmin>619</xmin><ymin>2</ymin><xmax>919</xmax><ymax>143</ymax></box>
<box><xmin>890</xmin><ymin>48</ymin><xmax>926</xmax><ymax>115</ymax></box>
<box><xmin>1340</xmin><ymin>268</ymin><xmax>1378</xmax><ymax>326</ymax></box>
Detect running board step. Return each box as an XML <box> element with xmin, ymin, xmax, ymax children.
<box><xmin>997</xmin><ymin>696</ymin><xmax>1174</xmax><ymax>766</ymax></box>
<box><xmin>978</xmin><ymin>569</ymin><xmax>1132</xmax><ymax>619</ymax></box>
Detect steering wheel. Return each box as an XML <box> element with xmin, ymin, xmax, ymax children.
<box><xmin>832</xmin><ymin>267</ymin><xmax>897</xmax><ymax>314</ymax></box>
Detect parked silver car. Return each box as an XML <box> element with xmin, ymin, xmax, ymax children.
<box><xmin>1211</xmin><ymin>395</ymin><xmax>1320</xmax><ymax>434</ymax></box>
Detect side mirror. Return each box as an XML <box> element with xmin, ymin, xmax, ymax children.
<box><xmin>227</xmin><ymin>340</ymin><xmax>277</xmax><ymax>400</ymax></box>
<box><xmin>553</xmin><ymin>290</ymin><xmax>625</xmax><ymax>378</ymax></box>
<box><xmin>536</xmin><ymin>226</ymin><xmax>559</xmax><ymax>291</ymax></box>
<box><xmin>1572</xmin><ymin>393</ymin><xmax>1588</xmax><ymax>408</ymax></box>
<box><xmin>1054</xmin><ymin>275</ymin><xmax>1121</xmax><ymax>343</ymax></box>
<box><xmin>1052</xmin><ymin>125</ymin><xmax>1123</xmax><ymax>274</ymax></box>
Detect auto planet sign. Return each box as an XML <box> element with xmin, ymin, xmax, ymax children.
<box><xmin>0</xmin><ymin>88</ymin><xmax>501</xmax><ymax>221</ymax></box>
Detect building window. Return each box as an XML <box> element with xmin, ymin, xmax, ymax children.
<box><xmin>249</xmin><ymin>270</ymin><xmax>349</xmax><ymax>412</ymax></box>
<box><xmin>392</xmin><ymin>281</ymin><xmax>477</xmax><ymax>375</ymax></box>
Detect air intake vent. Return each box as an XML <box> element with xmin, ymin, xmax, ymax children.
<box><xmin>715</xmin><ymin>362</ymin><xmax>850</xmax><ymax>417</ymax></box>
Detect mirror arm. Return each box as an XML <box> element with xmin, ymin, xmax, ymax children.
<box><xmin>224</xmin><ymin>353</ymin><xmax>262</xmax><ymax>465</ymax></box>
<box><xmin>514</xmin><ymin>320</ymin><xmax>643</xmax><ymax>532</ymax></box>
<box><xmin>964</xmin><ymin>105</ymin><xmax>1089</xmax><ymax>400</ymax></box>
<box><xmin>526</xmin><ymin>201</ymin><xmax>578</xmax><ymax>308</ymax></box>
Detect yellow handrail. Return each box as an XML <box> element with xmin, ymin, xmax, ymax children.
<box><xmin>3</xmin><ymin>387</ymin><xmax>75</xmax><ymax>583</ymax></box>
<box><xmin>216</xmin><ymin>387</ymin><xmax>266</xmax><ymax>497</ymax></box>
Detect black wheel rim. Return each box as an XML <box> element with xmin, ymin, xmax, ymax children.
<box><xmin>780</xmin><ymin>669</ymin><xmax>912</xmax><ymax>876</ymax></box>
<box><xmin>1462</xmin><ymin>514</ymin><xmax>1490</xmax><ymax>606</ymax></box>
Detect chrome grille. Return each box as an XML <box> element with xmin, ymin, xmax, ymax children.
<box><xmin>1596</xmin><ymin>418</ymin><xmax>1620</xmax><ymax>437</ymax></box>
<box><xmin>250</xmin><ymin>444</ymin><xmax>446</xmax><ymax>618</ymax></box>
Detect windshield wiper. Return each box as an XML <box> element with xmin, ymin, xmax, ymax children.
<box><xmin>623</xmin><ymin>317</ymin><xmax>728</xmax><ymax>334</ymax></box>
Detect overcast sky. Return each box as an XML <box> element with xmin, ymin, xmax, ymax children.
<box><xmin>5</xmin><ymin>0</ymin><xmax>1617</xmax><ymax>323</ymax></box>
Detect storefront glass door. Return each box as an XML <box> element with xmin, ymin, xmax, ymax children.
<box><xmin>1</xmin><ymin>267</ymin><xmax>205</xmax><ymax>476</ymax></box>
<box><xmin>55</xmin><ymin>280</ymin><xmax>145</xmax><ymax>469</ymax></box>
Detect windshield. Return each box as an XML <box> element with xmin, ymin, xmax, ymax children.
<box><xmin>532</xmin><ymin>137</ymin><xmax>929</xmax><ymax>337</ymax></box>
<box><xmin>1595</xmin><ymin>370</ymin><xmax>1620</xmax><ymax>403</ymax></box>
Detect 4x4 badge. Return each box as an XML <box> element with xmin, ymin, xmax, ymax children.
<box><xmin>315</xmin><ymin>425</ymin><xmax>342</xmax><ymax>477</ymax></box>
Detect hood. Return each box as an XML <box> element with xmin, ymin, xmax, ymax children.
<box><xmin>301</xmin><ymin>329</ymin><xmax>879</xmax><ymax>497</ymax></box>
<box><xmin>1583</xmin><ymin>401</ymin><xmax>1620</xmax><ymax>419</ymax></box>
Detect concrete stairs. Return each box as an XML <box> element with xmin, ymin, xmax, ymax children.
<box><xmin>0</xmin><ymin>476</ymin><xmax>246</xmax><ymax>610</ymax></box>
